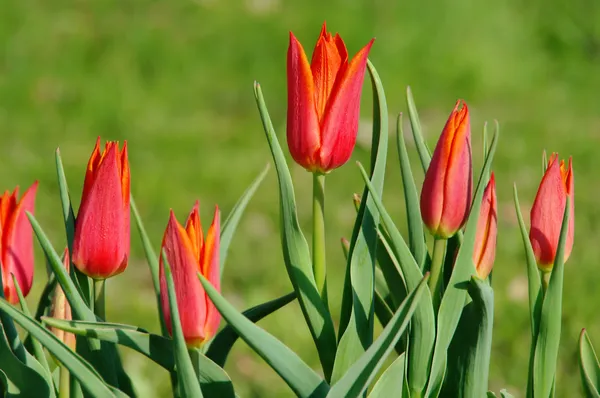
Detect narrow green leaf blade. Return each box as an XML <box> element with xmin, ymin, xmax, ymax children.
<box><xmin>220</xmin><ymin>164</ymin><xmax>270</xmax><ymax>277</ymax></box>
<box><xmin>532</xmin><ymin>197</ymin><xmax>570</xmax><ymax>398</ymax></box>
<box><xmin>327</xmin><ymin>274</ymin><xmax>429</xmax><ymax>398</ymax></box>
<box><xmin>426</xmin><ymin>127</ymin><xmax>499</xmax><ymax>397</ymax></box>
<box><xmin>396</xmin><ymin>113</ymin><xmax>427</xmax><ymax>268</ymax></box>
<box><xmin>206</xmin><ymin>291</ymin><xmax>296</xmax><ymax>367</ymax></box>
<box><xmin>368</xmin><ymin>353</ymin><xmax>405</xmax><ymax>398</ymax></box>
<box><xmin>579</xmin><ymin>329</ymin><xmax>600</xmax><ymax>398</ymax></box>
<box><xmin>189</xmin><ymin>349</ymin><xmax>236</xmax><ymax>398</ymax></box>
<box><xmin>254</xmin><ymin>81</ymin><xmax>336</xmax><ymax>381</ymax></box>
<box><xmin>333</xmin><ymin>59</ymin><xmax>388</xmax><ymax>383</ymax></box>
<box><xmin>162</xmin><ymin>253</ymin><xmax>203</xmax><ymax>398</ymax></box>
<box><xmin>405</xmin><ymin>87</ymin><xmax>432</xmax><ymax>172</ymax></box>
<box><xmin>199</xmin><ymin>272</ymin><xmax>329</xmax><ymax>398</ymax></box>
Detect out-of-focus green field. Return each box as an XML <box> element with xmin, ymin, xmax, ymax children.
<box><xmin>2</xmin><ymin>0</ymin><xmax>600</xmax><ymax>396</ymax></box>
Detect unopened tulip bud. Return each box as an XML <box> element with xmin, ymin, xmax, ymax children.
<box><xmin>473</xmin><ymin>174</ymin><xmax>497</xmax><ymax>279</ymax></box>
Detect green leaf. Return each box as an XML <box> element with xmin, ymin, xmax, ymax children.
<box><xmin>0</xmin><ymin>299</ymin><xmax>120</xmax><ymax>398</ymax></box>
<box><xmin>189</xmin><ymin>349</ymin><xmax>236</xmax><ymax>398</ymax></box>
<box><xmin>333</xmin><ymin>59</ymin><xmax>389</xmax><ymax>383</ymax></box>
<box><xmin>357</xmin><ymin>162</ymin><xmax>435</xmax><ymax>397</ymax></box>
<box><xmin>579</xmin><ymin>329</ymin><xmax>600</xmax><ymax>398</ymax></box>
<box><xmin>501</xmin><ymin>389</ymin><xmax>515</xmax><ymax>398</ymax></box>
<box><xmin>220</xmin><ymin>164</ymin><xmax>270</xmax><ymax>277</ymax></box>
<box><xmin>396</xmin><ymin>113</ymin><xmax>427</xmax><ymax>269</ymax></box>
<box><xmin>376</xmin><ymin>229</ymin><xmax>407</xmax><ymax>309</ymax></box>
<box><xmin>0</xmin><ymin>261</ymin><xmax>27</xmax><ymax>364</ymax></box>
<box><xmin>254</xmin><ymin>81</ymin><xmax>336</xmax><ymax>381</ymax></box>
<box><xmin>162</xmin><ymin>253</ymin><xmax>203</xmax><ymax>398</ymax></box>
<box><xmin>368</xmin><ymin>353</ymin><xmax>405</xmax><ymax>398</ymax></box>
<box><xmin>532</xmin><ymin>197</ymin><xmax>570</xmax><ymax>398</ymax></box>
<box><xmin>198</xmin><ymin>272</ymin><xmax>329</xmax><ymax>398</ymax></box>
<box><xmin>426</xmin><ymin>127</ymin><xmax>499</xmax><ymax>398</ymax></box>
<box><xmin>327</xmin><ymin>274</ymin><xmax>429</xmax><ymax>398</ymax></box>
<box><xmin>206</xmin><ymin>291</ymin><xmax>296</xmax><ymax>367</ymax></box>
<box><xmin>405</xmin><ymin>86</ymin><xmax>432</xmax><ymax>172</ymax></box>
<box><xmin>442</xmin><ymin>277</ymin><xmax>494</xmax><ymax>397</ymax></box>
<box><xmin>487</xmin><ymin>392</ymin><xmax>498</xmax><ymax>398</ymax></box>
<box><xmin>55</xmin><ymin>148</ymin><xmax>92</xmax><ymax>307</ymax></box>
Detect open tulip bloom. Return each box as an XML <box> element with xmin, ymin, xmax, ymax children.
<box><xmin>0</xmin><ymin>21</ymin><xmax>595</xmax><ymax>398</ymax></box>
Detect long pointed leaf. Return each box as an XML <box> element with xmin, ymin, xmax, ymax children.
<box><xmin>426</xmin><ymin>127</ymin><xmax>499</xmax><ymax>397</ymax></box>
<box><xmin>206</xmin><ymin>291</ymin><xmax>296</xmax><ymax>367</ymax></box>
<box><xmin>532</xmin><ymin>197</ymin><xmax>570</xmax><ymax>398</ymax></box>
<box><xmin>579</xmin><ymin>329</ymin><xmax>600</xmax><ymax>398</ymax></box>
<box><xmin>405</xmin><ymin>87</ymin><xmax>432</xmax><ymax>172</ymax></box>
<box><xmin>254</xmin><ymin>81</ymin><xmax>336</xmax><ymax>381</ymax></box>
<box><xmin>198</xmin><ymin>272</ymin><xmax>329</xmax><ymax>398</ymax></box>
<box><xmin>327</xmin><ymin>274</ymin><xmax>429</xmax><ymax>398</ymax></box>
<box><xmin>333</xmin><ymin>59</ymin><xmax>388</xmax><ymax>383</ymax></box>
<box><xmin>368</xmin><ymin>353</ymin><xmax>405</xmax><ymax>398</ymax></box>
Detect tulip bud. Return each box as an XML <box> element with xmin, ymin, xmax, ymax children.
<box><xmin>287</xmin><ymin>22</ymin><xmax>374</xmax><ymax>173</ymax></box>
<box><xmin>0</xmin><ymin>182</ymin><xmax>38</xmax><ymax>304</ymax></box>
<box><xmin>49</xmin><ymin>248</ymin><xmax>76</xmax><ymax>350</ymax></box>
<box><xmin>529</xmin><ymin>154</ymin><xmax>574</xmax><ymax>271</ymax></box>
<box><xmin>473</xmin><ymin>173</ymin><xmax>497</xmax><ymax>279</ymax></box>
<box><xmin>420</xmin><ymin>100</ymin><xmax>472</xmax><ymax>238</ymax></box>
<box><xmin>159</xmin><ymin>202</ymin><xmax>221</xmax><ymax>347</ymax></box>
<box><xmin>72</xmin><ymin>137</ymin><xmax>130</xmax><ymax>279</ymax></box>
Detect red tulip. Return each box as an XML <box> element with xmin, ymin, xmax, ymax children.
<box><xmin>473</xmin><ymin>173</ymin><xmax>497</xmax><ymax>279</ymax></box>
<box><xmin>287</xmin><ymin>22</ymin><xmax>374</xmax><ymax>173</ymax></box>
<box><xmin>420</xmin><ymin>100</ymin><xmax>472</xmax><ymax>238</ymax></box>
<box><xmin>49</xmin><ymin>248</ymin><xmax>76</xmax><ymax>350</ymax></box>
<box><xmin>159</xmin><ymin>202</ymin><xmax>221</xmax><ymax>347</ymax></box>
<box><xmin>529</xmin><ymin>154</ymin><xmax>574</xmax><ymax>271</ymax></box>
<box><xmin>0</xmin><ymin>182</ymin><xmax>37</xmax><ymax>304</ymax></box>
<box><xmin>72</xmin><ymin>138</ymin><xmax>130</xmax><ymax>279</ymax></box>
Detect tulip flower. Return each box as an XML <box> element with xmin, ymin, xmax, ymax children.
<box><xmin>49</xmin><ymin>248</ymin><xmax>76</xmax><ymax>350</ymax></box>
<box><xmin>159</xmin><ymin>202</ymin><xmax>221</xmax><ymax>347</ymax></box>
<box><xmin>287</xmin><ymin>22</ymin><xmax>374</xmax><ymax>173</ymax></box>
<box><xmin>0</xmin><ymin>182</ymin><xmax>38</xmax><ymax>304</ymax></box>
<box><xmin>420</xmin><ymin>100</ymin><xmax>472</xmax><ymax>239</ymax></box>
<box><xmin>473</xmin><ymin>173</ymin><xmax>497</xmax><ymax>279</ymax></box>
<box><xmin>529</xmin><ymin>154</ymin><xmax>574</xmax><ymax>271</ymax></box>
<box><xmin>72</xmin><ymin>138</ymin><xmax>130</xmax><ymax>279</ymax></box>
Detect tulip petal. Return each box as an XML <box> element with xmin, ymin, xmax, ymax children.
<box><xmin>160</xmin><ymin>211</ymin><xmax>208</xmax><ymax>346</ymax></box>
<box><xmin>287</xmin><ymin>32</ymin><xmax>321</xmax><ymax>170</ymax></box>
<box><xmin>72</xmin><ymin>144</ymin><xmax>129</xmax><ymax>278</ymax></box>
<box><xmin>2</xmin><ymin>182</ymin><xmax>37</xmax><ymax>303</ymax></box>
<box><xmin>473</xmin><ymin>174</ymin><xmax>497</xmax><ymax>279</ymax></box>
<box><xmin>201</xmin><ymin>206</ymin><xmax>221</xmax><ymax>341</ymax></box>
<box><xmin>184</xmin><ymin>201</ymin><xmax>203</xmax><ymax>264</ymax></box>
<box><xmin>319</xmin><ymin>39</ymin><xmax>374</xmax><ymax>171</ymax></box>
<box><xmin>82</xmin><ymin>137</ymin><xmax>102</xmax><ymax>201</ymax></box>
<box><xmin>530</xmin><ymin>157</ymin><xmax>567</xmax><ymax>269</ymax></box>
<box><xmin>563</xmin><ymin>157</ymin><xmax>574</xmax><ymax>262</ymax></box>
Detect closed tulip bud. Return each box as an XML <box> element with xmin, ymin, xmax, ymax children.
<box><xmin>72</xmin><ymin>138</ymin><xmax>130</xmax><ymax>279</ymax></box>
<box><xmin>473</xmin><ymin>173</ymin><xmax>497</xmax><ymax>279</ymax></box>
<box><xmin>287</xmin><ymin>22</ymin><xmax>374</xmax><ymax>173</ymax></box>
<box><xmin>49</xmin><ymin>248</ymin><xmax>76</xmax><ymax>350</ymax></box>
<box><xmin>159</xmin><ymin>202</ymin><xmax>221</xmax><ymax>347</ymax></box>
<box><xmin>0</xmin><ymin>182</ymin><xmax>38</xmax><ymax>304</ymax></box>
<box><xmin>529</xmin><ymin>154</ymin><xmax>574</xmax><ymax>271</ymax></box>
<box><xmin>420</xmin><ymin>100</ymin><xmax>472</xmax><ymax>238</ymax></box>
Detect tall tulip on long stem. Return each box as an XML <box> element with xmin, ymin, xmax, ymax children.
<box><xmin>287</xmin><ymin>22</ymin><xmax>374</xmax><ymax>303</ymax></box>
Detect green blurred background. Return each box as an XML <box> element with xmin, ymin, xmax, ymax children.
<box><xmin>2</xmin><ymin>0</ymin><xmax>600</xmax><ymax>396</ymax></box>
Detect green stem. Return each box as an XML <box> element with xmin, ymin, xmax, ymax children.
<box><xmin>541</xmin><ymin>270</ymin><xmax>551</xmax><ymax>295</ymax></box>
<box><xmin>58</xmin><ymin>366</ymin><xmax>70</xmax><ymax>398</ymax></box>
<box><xmin>93</xmin><ymin>279</ymin><xmax>106</xmax><ymax>320</ymax></box>
<box><xmin>428</xmin><ymin>238</ymin><xmax>447</xmax><ymax>312</ymax></box>
<box><xmin>312</xmin><ymin>173</ymin><xmax>327</xmax><ymax>306</ymax></box>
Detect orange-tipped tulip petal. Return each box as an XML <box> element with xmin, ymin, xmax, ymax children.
<box><xmin>72</xmin><ymin>137</ymin><xmax>130</xmax><ymax>279</ymax></box>
<box><xmin>529</xmin><ymin>154</ymin><xmax>574</xmax><ymax>271</ymax></box>
<box><xmin>473</xmin><ymin>173</ymin><xmax>497</xmax><ymax>279</ymax></box>
<box><xmin>0</xmin><ymin>181</ymin><xmax>38</xmax><ymax>304</ymax></box>
<box><xmin>159</xmin><ymin>202</ymin><xmax>221</xmax><ymax>347</ymax></box>
<box><xmin>420</xmin><ymin>100</ymin><xmax>472</xmax><ymax>238</ymax></box>
<box><xmin>287</xmin><ymin>22</ymin><xmax>374</xmax><ymax>173</ymax></box>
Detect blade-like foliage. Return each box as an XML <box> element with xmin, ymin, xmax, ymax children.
<box><xmin>579</xmin><ymin>329</ymin><xmax>600</xmax><ymax>398</ymax></box>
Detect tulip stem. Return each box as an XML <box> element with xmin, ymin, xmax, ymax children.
<box><xmin>58</xmin><ymin>366</ymin><xmax>70</xmax><ymax>398</ymax></box>
<box><xmin>312</xmin><ymin>173</ymin><xmax>328</xmax><ymax>306</ymax></box>
<box><xmin>93</xmin><ymin>279</ymin><xmax>106</xmax><ymax>320</ymax></box>
<box><xmin>428</xmin><ymin>237</ymin><xmax>447</xmax><ymax>312</ymax></box>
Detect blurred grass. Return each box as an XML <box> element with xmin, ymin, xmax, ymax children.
<box><xmin>2</xmin><ymin>0</ymin><xmax>600</xmax><ymax>396</ymax></box>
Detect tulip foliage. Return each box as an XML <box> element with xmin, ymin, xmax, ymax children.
<box><xmin>0</xmin><ymin>21</ymin><xmax>597</xmax><ymax>398</ymax></box>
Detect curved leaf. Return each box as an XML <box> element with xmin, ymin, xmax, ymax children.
<box><xmin>206</xmin><ymin>291</ymin><xmax>296</xmax><ymax>367</ymax></box>
<box><xmin>327</xmin><ymin>274</ymin><xmax>429</xmax><ymax>398</ymax></box>
<box><xmin>405</xmin><ymin>86</ymin><xmax>432</xmax><ymax>172</ymax></box>
<box><xmin>579</xmin><ymin>329</ymin><xmax>600</xmax><ymax>398</ymax></box>
<box><xmin>368</xmin><ymin>353</ymin><xmax>405</xmax><ymax>398</ymax></box>
<box><xmin>254</xmin><ymin>81</ymin><xmax>336</xmax><ymax>381</ymax></box>
<box><xmin>333</xmin><ymin>59</ymin><xmax>389</xmax><ymax>383</ymax></box>
<box><xmin>198</xmin><ymin>272</ymin><xmax>329</xmax><ymax>398</ymax></box>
